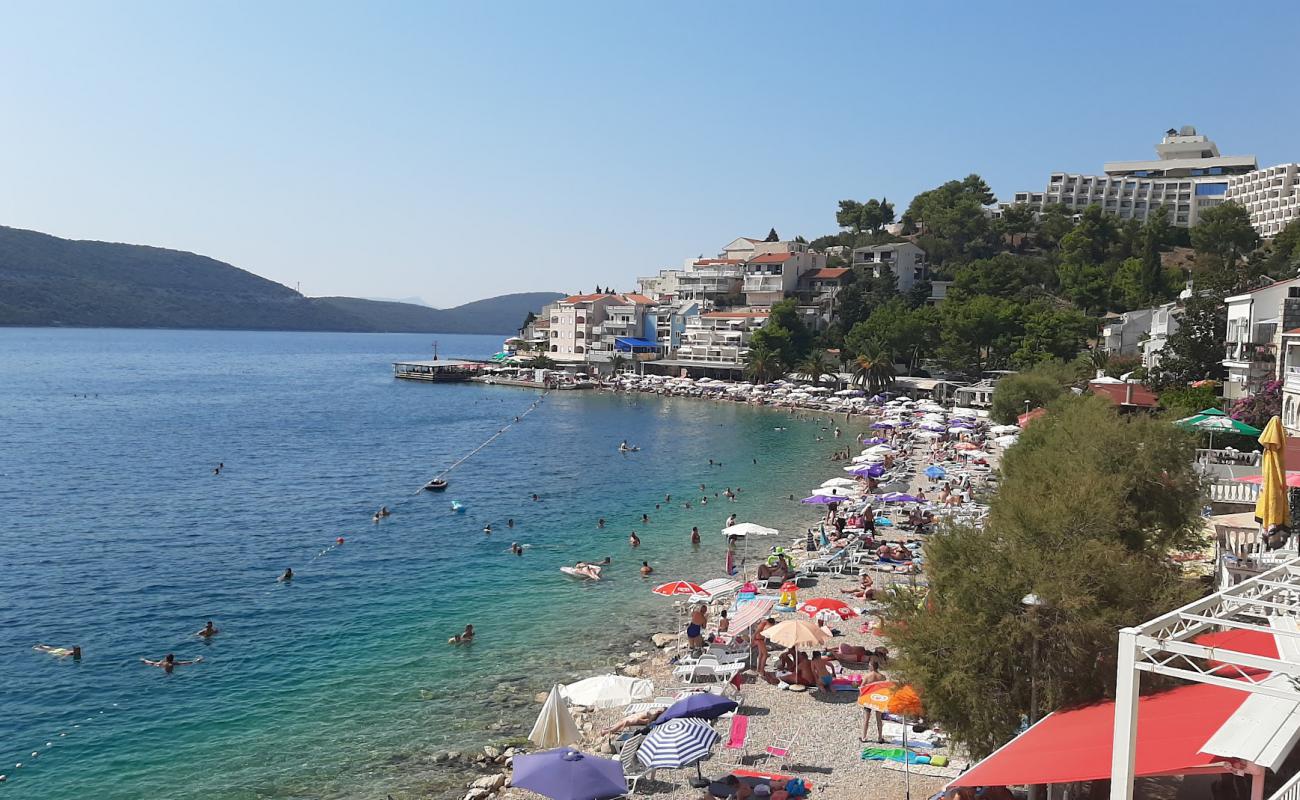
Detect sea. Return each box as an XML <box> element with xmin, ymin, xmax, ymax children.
<box><xmin>0</xmin><ymin>328</ymin><xmax>850</xmax><ymax>799</ymax></box>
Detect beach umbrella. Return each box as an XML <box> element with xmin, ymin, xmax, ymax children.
<box><xmin>561</xmin><ymin>674</ymin><xmax>654</xmax><ymax>709</ymax></box>
<box><xmin>512</xmin><ymin>748</ymin><xmax>627</xmax><ymax>800</ymax></box>
<box><xmin>879</xmin><ymin>492</ymin><xmax>920</xmax><ymax>503</ymax></box>
<box><xmin>761</xmin><ymin>618</ymin><xmax>831</xmax><ymax>649</ymax></box>
<box><xmin>721</xmin><ymin>522</ymin><xmax>778</xmax><ymax>538</ymax></box>
<box><xmin>800</xmin><ymin>495</ymin><xmax>841</xmax><ymax>504</ymax></box>
<box><xmin>1256</xmin><ymin>415</ymin><xmax>1289</xmax><ymax>530</ymax></box>
<box><xmin>994</xmin><ymin>435</ymin><xmax>1018</xmax><ymax>448</ymax></box>
<box><xmin>529</xmin><ymin>685</ymin><xmax>582</xmax><ymax>750</ymax></box>
<box><xmin>857</xmin><ymin>679</ymin><xmax>900</xmax><ymax>711</ymax></box>
<box><xmin>654</xmin><ymin>694</ymin><xmax>737</xmax><ymax>725</ymax></box>
<box><xmin>954</xmin><ymin>441</ymin><xmax>980</xmax><ymax>451</ymax></box>
<box><xmin>821</xmin><ymin>477</ymin><xmax>858</xmax><ymax>488</ymax></box>
<box><xmin>638</xmin><ymin>717</ymin><xmax>719</xmax><ymax>773</ymax></box>
<box><xmin>924</xmin><ymin>465</ymin><xmax>946</xmax><ymax>479</ymax></box>
<box><xmin>811</xmin><ymin>486</ymin><xmax>857</xmax><ymax>498</ymax></box>
<box><xmin>652</xmin><ymin>580</ymin><xmax>706</xmax><ymax>597</ymax></box>
<box><xmin>870</xmin><ymin>421</ymin><xmax>897</xmax><ymax>429</ymax></box>
<box><xmin>862</xmin><ymin>436</ymin><xmax>888</xmax><ymax>445</ymax></box>
<box><xmin>798</xmin><ymin>598</ymin><xmax>858</xmax><ymax>620</ymax></box>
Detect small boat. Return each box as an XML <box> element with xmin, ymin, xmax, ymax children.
<box><xmin>424</xmin><ymin>479</ymin><xmax>448</xmax><ymax>492</ymax></box>
<box><xmin>451</xmin><ymin>500</ymin><xmax>466</xmax><ymax>513</ymax></box>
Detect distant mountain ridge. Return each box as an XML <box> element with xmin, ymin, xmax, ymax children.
<box><xmin>0</xmin><ymin>225</ymin><xmax>561</xmax><ymax>334</ymax></box>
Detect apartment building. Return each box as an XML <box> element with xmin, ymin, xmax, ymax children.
<box><xmin>1010</xmin><ymin>127</ymin><xmax>1257</xmax><ymax>228</ymax></box>
<box><xmin>586</xmin><ymin>294</ymin><xmax>659</xmax><ymax>365</ymax></box>
<box><xmin>1142</xmin><ymin>302</ymin><xmax>1182</xmax><ymax>369</ymax></box>
<box><xmin>675</xmin><ymin>311</ymin><xmax>770</xmax><ymax>367</ymax></box>
<box><xmin>851</xmin><ymin>243</ymin><xmax>929</xmax><ymax>293</ymax></box>
<box><xmin>1224</xmin><ymin>163</ymin><xmax>1300</xmax><ymax>238</ymax></box>
<box><xmin>1281</xmin><ymin>329</ymin><xmax>1300</xmax><ymax>437</ymax></box>
<box><xmin>1222</xmin><ymin>278</ymin><xmax>1300</xmax><ymax>400</ymax></box>
<box><xmin>742</xmin><ymin>241</ymin><xmax>826</xmax><ymax>307</ymax></box>
<box><xmin>1100</xmin><ymin>308</ymin><xmax>1158</xmax><ymax>358</ymax></box>
<box><xmin>546</xmin><ymin>294</ymin><xmax>622</xmax><ymax>364</ymax></box>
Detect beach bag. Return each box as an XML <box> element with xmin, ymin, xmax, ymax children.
<box><xmin>785</xmin><ymin>778</ymin><xmax>808</xmax><ymax>797</ymax></box>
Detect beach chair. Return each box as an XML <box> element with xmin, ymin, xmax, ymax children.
<box><xmin>672</xmin><ymin>654</ymin><xmax>745</xmax><ymax>684</ymax></box>
<box><xmin>762</xmin><ymin>728</ymin><xmax>799</xmax><ymax>771</ymax></box>
<box><xmin>618</xmin><ymin>732</ymin><xmax>655</xmax><ymax>795</ymax></box>
<box><xmin>721</xmin><ymin>669</ymin><xmax>747</xmax><ymax>708</ymax></box>
<box><xmin>723</xmin><ymin>713</ymin><xmax>751</xmax><ymax>766</ymax></box>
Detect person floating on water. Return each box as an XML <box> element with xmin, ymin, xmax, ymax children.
<box><xmin>640</xmin><ymin>561</ymin><xmax>653</xmax><ymax>575</ymax></box>
<box><xmin>572</xmin><ymin>557</ymin><xmax>609</xmax><ymax>580</ymax></box>
<box><xmin>449</xmin><ymin>625</ymin><xmax>474</xmax><ymax>644</ymax></box>
<box><xmin>34</xmin><ymin>644</ymin><xmax>81</xmax><ymax>660</ymax></box>
<box><xmin>196</xmin><ymin>621</ymin><xmax>218</xmax><ymax>638</ymax></box>
<box><xmin>279</xmin><ymin>568</ymin><xmax>294</xmax><ymax>582</ymax></box>
<box><xmin>629</xmin><ymin>531</ymin><xmax>640</xmax><ymax>547</ymax></box>
<box><xmin>142</xmin><ymin>653</ymin><xmax>202</xmax><ymax>673</ymax></box>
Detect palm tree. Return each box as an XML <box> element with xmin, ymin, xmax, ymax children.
<box><xmin>527</xmin><ymin>353</ymin><xmax>557</xmax><ymax>370</ymax></box>
<box><xmin>853</xmin><ymin>347</ymin><xmax>897</xmax><ymax>394</ymax></box>
<box><xmin>745</xmin><ymin>345</ymin><xmax>785</xmax><ymax>384</ymax></box>
<box><xmin>798</xmin><ymin>352</ymin><xmax>835</xmax><ymax>388</ymax></box>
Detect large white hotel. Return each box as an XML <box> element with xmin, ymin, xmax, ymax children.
<box><xmin>1010</xmin><ymin>126</ymin><xmax>1300</xmax><ymax>236</ymax></box>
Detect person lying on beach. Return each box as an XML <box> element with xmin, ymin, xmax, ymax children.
<box><xmin>34</xmin><ymin>644</ymin><xmax>81</xmax><ymax>659</ymax></box>
<box><xmin>142</xmin><ymin>653</ymin><xmax>202</xmax><ymax>672</ymax></box>
<box><xmin>840</xmin><ymin>573</ymin><xmax>874</xmax><ymax>600</ymax></box>
<box><xmin>196</xmin><ymin>621</ymin><xmax>219</xmax><ymax>638</ymax></box>
<box><xmin>449</xmin><ymin>625</ymin><xmax>474</xmax><ymax>644</ymax></box>
<box><xmin>600</xmin><ymin>707</ymin><xmax>664</xmax><ymax>735</ymax></box>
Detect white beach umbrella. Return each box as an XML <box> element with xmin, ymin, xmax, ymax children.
<box><xmin>821</xmin><ymin>478</ymin><xmax>858</xmax><ymax>488</ymax></box>
<box><xmin>990</xmin><ymin>424</ymin><xmax>1021</xmax><ymax>435</ymax></box>
<box><xmin>811</xmin><ymin>486</ymin><xmax>859</xmax><ymax>498</ymax></box>
<box><xmin>722</xmin><ymin>522</ymin><xmax>779</xmax><ymax>537</ymax></box>
<box><xmin>995</xmin><ymin>435</ymin><xmax>1020</xmax><ymax>448</ymax></box>
<box><xmin>529</xmin><ymin>684</ymin><xmax>581</xmax><ymax>749</ymax></box>
<box><xmin>560</xmin><ymin>674</ymin><xmax>654</xmax><ymax>709</ymax></box>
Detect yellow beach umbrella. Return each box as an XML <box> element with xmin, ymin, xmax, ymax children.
<box><xmin>1255</xmin><ymin>415</ymin><xmax>1289</xmax><ymax>530</ymax></box>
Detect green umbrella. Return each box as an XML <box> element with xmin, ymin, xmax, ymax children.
<box><xmin>1176</xmin><ymin>413</ymin><xmax>1262</xmax><ymax>453</ymax></box>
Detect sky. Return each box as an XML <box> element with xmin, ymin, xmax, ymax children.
<box><xmin>2</xmin><ymin>1</ymin><xmax>1298</xmax><ymax>307</ymax></box>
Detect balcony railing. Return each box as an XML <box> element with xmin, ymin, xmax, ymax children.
<box><xmin>1266</xmin><ymin>762</ymin><xmax>1300</xmax><ymax>800</ymax></box>
<box><xmin>1224</xmin><ymin>343</ymin><xmax>1277</xmax><ymax>363</ymax></box>
<box><xmin>1287</xmin><ymin>367</ymin><xmax>1300</xmax><ymax>390</ymax></box>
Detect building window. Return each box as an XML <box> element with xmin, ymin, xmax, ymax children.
<box><xmin>575</xmin><ymin>346</ymin><xmax>584</xmax><ymax>354</ymax></box>
<box><xmin>550</xmin><ymin>345</ymin><xmax>558</xmax><ymax>352</ymax></box>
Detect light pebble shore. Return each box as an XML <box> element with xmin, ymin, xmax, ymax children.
<box><xmin>451</xmin><ymin>428</ymin><xmax>993</xmax><ymax>800</ymax></box>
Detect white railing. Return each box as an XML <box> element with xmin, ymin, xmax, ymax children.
<box><xmin>1207</xmin><ymin>481</ymin><xmax>1261</xmax><ymax>505</ymax></box>
<box><xmin>1267</xmin><ymin>765</ymin><xmax>1300</xmax><ymax>800</ymax></box>
<box><xmin>1197</xmin><ymin>448</ymin><xmax>1260</xmax><ymax>467</ymax></box>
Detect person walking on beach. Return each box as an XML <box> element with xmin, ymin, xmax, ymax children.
<box><xmin>686</xmin><ymin>604</ymin><xmax>708</xmax><ymax>649</ymax></box>
<box><xmin>861</xmin><ymin>660</ymin><xmax>888</xmax><ymax>742</ymax></box>
<box><xmin>753</xmin><ymin>617</ymin><xmax>775</xmax><ymax>676</ymax></box>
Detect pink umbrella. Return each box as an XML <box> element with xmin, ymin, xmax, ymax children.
<box><xmin>1234</xmin><ymin>472</ymin><xmax>1300</xmax><ymax>488</ymax></box>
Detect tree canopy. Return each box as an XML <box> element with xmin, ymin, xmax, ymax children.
<box><xmin>885</xmin><ymin>395</ymin><xmax>1203</xmax><ymax>757</ymax></box>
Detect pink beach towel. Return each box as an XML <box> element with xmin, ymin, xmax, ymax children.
<box><xmin>726</xmin><ymin>714</ymin><xmax>750</xmax><ymax>749</ymax></box>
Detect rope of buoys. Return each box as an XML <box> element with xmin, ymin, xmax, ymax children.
<box><xmin>412</xmin><ymin>390</ymin><xmax>550</xmax><ymax>494</ymax></box>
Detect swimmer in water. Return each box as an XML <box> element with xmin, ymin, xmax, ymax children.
<box><xmin>196</xmin><ymin>621</ymin><xmax>219</xmax><ymax>638</ymax></box>
<box><xmin>142</xmin><ymin>653</ymin><xmax>202</xmax><ymax>673</ymax></box>
<box><xmin>640</xmin><ymin>561</ymin><xmax>653</xmax><ymax>575</ymax></box>
<box><xmin>531</xmin><ymin>494</ymin><xmax>539</xmax><ymax>502</ymax></box>
<box><xmin>598</xmin><ymin>517</ymin><xmax>606</xmax><ymax>528</ymax></box>
<box><xmin>449</xmin><ymin>625</ymin><xmax>475</xmax><ymax>644</ymax></box>
<box><xmin>33</xmin><ymin>644</ymin><xmax>81</xmax><ymax>660</ymax></box>
<box><xmin>507</xmin><ymin>518</ymin><xmax>514</xmax><ymax>528</ymax></box>
<box><xmin>629</xmin><ymin>531</ymin><xmax>641</xmax><ymax>547</ymax></box>
<box><xmin>665</xmin><ymin>494</ymin><xmax>671</xmax><ymax>503</ymax></box>
<box><xmin>511</xmin><ymin>542</ymin><xmax>523</xmax><ymax>556</ymax></box>
<box><xmin>484</xmin><ymin>523</ymin><xmax>493</xmax><ymax>534</ymax></box>
<box><xmin>641</xmin><ymin>513</ymin><xmax>650</xmax><ymax>524</ymax></box>
<box><xmin>279</xmin><ymin>568</ymin><xmax>294</xmax><ymax>582</ymax></box>
<box><xmin>379</xmin><ymin>506</ymin><xmax>390</xmax><ymax>517</ymax></box>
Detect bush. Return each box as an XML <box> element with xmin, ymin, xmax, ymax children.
<box><xmin>989</xmin><ymin>371</ymin><xmax>1066</xmax><ymax>424</ymax></box>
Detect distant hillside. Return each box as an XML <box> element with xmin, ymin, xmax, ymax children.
<box><xmin>0</xmin><ymin>225</ymin><xmax>560</xmax><ymax>334</ymax></box>
<box><xmin>315</xmin><ymin>292</ymin><xmax>563</xmax><ymax>335</ymax></box>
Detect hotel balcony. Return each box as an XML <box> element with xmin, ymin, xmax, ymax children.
<box><xmin>742</xmin><ymin>276</ymin><xmax>785</xmax><ymax>293</ymax></box>
<box><xmin>1286</xmin><ymin>366</ymin><xmax>1300</xmax><ymax>390</ymax></box>
<box><xmin>1223</xmin><ymin>342</ymin><xmax>1276</xmax><ymax>365</ymax></box>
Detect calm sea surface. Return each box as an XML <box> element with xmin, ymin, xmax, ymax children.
<box><xmin>0</xmin><ymin>328</ymin><xmax>846</xmax><ymax>799</ymax></box>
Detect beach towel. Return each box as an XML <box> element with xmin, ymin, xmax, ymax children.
<box><xmin>861</xmin><ymin>746</ymin><xmax>930</xmax><ymax>764</ymax></box>
<box><xmin>725</xmin><ymin>714</ymin><xmax>749</xmax><ymax>749</ymax></box>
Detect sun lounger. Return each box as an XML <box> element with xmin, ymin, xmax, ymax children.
<box><xmin>673</xmin><ymin>655</ymin><xmax>746</xmax><ymax>684</ymax></box>
<box><xmin>619</xmin><ymin>732</ymin><xmax>655</xmax><ymax>794</ymax></box>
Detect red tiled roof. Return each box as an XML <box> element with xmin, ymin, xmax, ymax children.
<box><xmin>1089</xmin><ymin>381</ymin><xmax>1159</xmax><ymax>408</ymax></box>
<box><xmin>807</xmin><ymin>268</ymin><xmax>849</xmax><ymax>280</ymax></box>
<box><xmin>561</xmin><ymin>293</ymin><xmax>617</xmax><ymax>304</ymax></box>
<box><xmin>702</xmin><ymin>311</ymin><xmax>770</xmax><ymax>319</ymax></box>
<box><xmin>1285</xmin><ymin>328</ymin><xmax>1300</xmax><ymax>335</ymax></box>
<box><xmin>620</xmin><ymin>293</ymin><xmax>658</xmax><ymax>305</ymax></box>
<box><xmin>749</xmin><ymin>252</ymin><xmax>795</xmax><ymax>264</ymax></box>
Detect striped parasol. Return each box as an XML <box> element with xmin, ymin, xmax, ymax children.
<box><xmin>726</xmin><ymin>598</ymin><xmax>776</xmax><ymax>635</ymax></box>
<box><xmin>652</xmin><ymin>580</ymin><xmax>706</xmax><ymax>597</ymax></box>
<box><xmin>637</xmin><ymin>717</ymin><xmax>719</xmax><ymax>768</ymax></box>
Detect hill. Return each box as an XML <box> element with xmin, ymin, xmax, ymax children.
<box><xmin>315</xmin><ymin>293</ymin><xmax>563</xmax><ymax>335</ymax></box>
<box><xmin>0</xmin><ymin>225</ymin><xmax>560</xmax><ymax>334</ymax></box>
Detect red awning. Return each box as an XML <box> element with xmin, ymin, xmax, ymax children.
<box><xmin>948</xmin><ymin>683</ymin><xmax>1248</xmax><ymax>788</ymax></box>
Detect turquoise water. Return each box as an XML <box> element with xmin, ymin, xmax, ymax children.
<box><xmin>0</xmin><ymin>328</ymin><xmax>845</xmax><ymax>799</ymax></box>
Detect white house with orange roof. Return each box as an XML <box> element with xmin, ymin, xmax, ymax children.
<box><xmin>743</xmin><ymin>241</ymin><xmax>826</xmax><ymax>307</ymax></box>
<box><xmin>547</xmin><ymin>293</ymin><xmax>622</xmax><ymax>366</ymax></box>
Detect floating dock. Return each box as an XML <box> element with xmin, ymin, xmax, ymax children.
<box><xmin>393</xmin><ymin>359</ymin><xmax>490</xmax><ymax>382</ymax></box>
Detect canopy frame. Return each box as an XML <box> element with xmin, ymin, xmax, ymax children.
<box><xmin>1111</xmin><ymin>559</ymin><xmax>1300</xmax><ymax>800</ymax></box>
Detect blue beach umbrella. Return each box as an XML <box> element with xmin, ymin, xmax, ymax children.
<box><xmin>654</xmin><ymin>694</ymin><xmax>737</xmax><ymax>725</ymax></box>
<box><xmin>924</xmin><ymin>465</ymin><xmax>946</xmax><ymax>479</ymax></box>
<box><xmin>870</xmin><ymin>421</ymin><xmax>897</xmax><ymax>429</ymax></box>
<box><xmin>512</xmin><ymin>748</ymin><xmax>627</xmax><ymax>800</ymax></box>
<box><xmin>880</xmin><ymin>492</ymin><xmax>921</xmax><ymax>503</ymax></box>
<box><xmin>639</xmin><ymin>717</ymin><xmax>719</xmax><ymax>770</ymax></box>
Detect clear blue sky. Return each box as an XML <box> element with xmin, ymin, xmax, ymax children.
<box><xmin>2</xmin><ymin>1</ymin><xmax>1297</xmax><ymax>306</ymax></box>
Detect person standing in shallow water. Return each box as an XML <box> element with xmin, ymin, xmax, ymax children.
<box><xmin>629</xmin><ymin>531</ymin><xmax>640</xmax><ymax>547</ymax></box>
<box><xmin>690</xmin><ymin>526</ymin><xmax>700</xmax><ymax>545</ymax></box>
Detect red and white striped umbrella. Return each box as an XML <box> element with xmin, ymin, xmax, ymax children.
<box><xmin>652</xmin><ymin>580</ymin><xmax>706</xmax><ymax>597</ymax></box>
<box><xmin>798</xmin><ymin>598</ymin><xmax>859</xmax><ymax>620</ymax></box>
